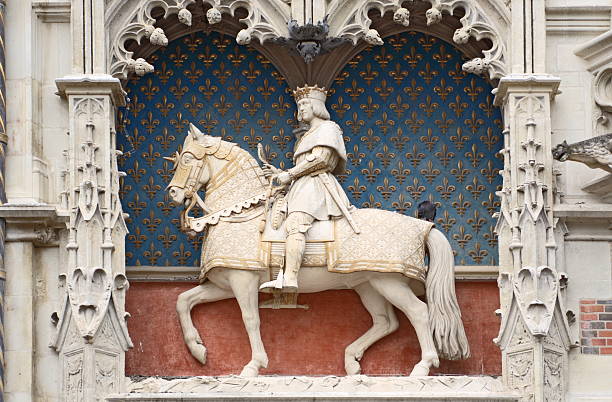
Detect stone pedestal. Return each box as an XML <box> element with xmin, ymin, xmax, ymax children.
<box><xmin>107</xmin><ymin>375</ymin><xmax>519</xmax><ymax>402</ymax></box>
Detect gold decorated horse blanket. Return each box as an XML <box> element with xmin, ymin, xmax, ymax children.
<box><xmin>198</xmin><ymin>208</ymin><xmax>433</xmax><ymax>284</ymax></box>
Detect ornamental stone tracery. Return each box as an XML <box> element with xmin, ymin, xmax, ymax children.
<box><xmin>107</xmin><ymin>0</ymin><xmax>509</xmax><ymax>84</ymax></box>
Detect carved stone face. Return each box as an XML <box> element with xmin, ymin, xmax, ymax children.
<box><xmin>552</xmin><ymin>141</ymin><xmax>569</xmax><ymax>162</ymax></box>
<box><xmin>297</xmin><ymin>98</ymin><xmax>314</xmax><ymax>123</ymax></box>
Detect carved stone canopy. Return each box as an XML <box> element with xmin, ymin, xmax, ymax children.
<box><xmin>107</xmin><ymin>0</ymin><xmax>508</xmax><ymax>88</ymax></box>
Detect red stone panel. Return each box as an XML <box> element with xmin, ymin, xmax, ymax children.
<box><xmin>125</xmin><ymin>281</ymin><xmax>501</xmax><ymax>376</ymax></box>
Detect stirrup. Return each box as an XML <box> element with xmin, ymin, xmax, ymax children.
<box><xmin>259</xmin><ymin>270</ymin><xmax>284</xmax><ymax>293</ymax></box>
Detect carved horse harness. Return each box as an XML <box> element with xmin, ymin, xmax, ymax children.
<box><xmin>166</xmin><ymin>136</ymin><xmax>268</xmax><ymax>233</ymax></box>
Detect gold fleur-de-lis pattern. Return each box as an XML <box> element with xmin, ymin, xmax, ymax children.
<box><xmin>118</xmin><ymin>31</ymin><xmax>297</xmax><ymax>266</ymax></box>
<box><xmin>119</xmin><ymin>30</ymin><xmax>502</xmax><ymax>267</ymax></box>
<box><xmin>328</xmin><ymin>31</ymin><xmax>502</xmax><ymax>265</ymax></box>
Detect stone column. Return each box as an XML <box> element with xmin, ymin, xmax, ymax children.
<box><xmin>52</xmin><ymin>77</ymin><xmax>132</xmax><ymax>401</ymax></box>
<box><xmin>492</xmin><ymin>2</ymin><xmax>574</xmax><ymax>400</ymax></box>
<box><xmin>50</xmin><ymin>1</ymin><xmax>132</xmax><ymax>400</ymax></box>
<box><xmin>494</xmin><ymin>76</ymin><xmax>573</xmax><ymax>402</ymax></box>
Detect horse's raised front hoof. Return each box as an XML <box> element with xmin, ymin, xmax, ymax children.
<box><xmin>239</xmin><ymin>361</ymin><xmax>260</xmax><ymax>377</ymax></box>
<box><xmin>345</xmin><ymin>357</ymin><xmax>361</xmax><ymax>375</ymax></box>
<box><xmin>188</xmin><ymin>343</ymin><xmax>207</xmax><ymax>365</ymax></box>
<box><xmin>409</xmin><ymin>361</ymin><xmax>431</xmax><ymax>377</ymax></box>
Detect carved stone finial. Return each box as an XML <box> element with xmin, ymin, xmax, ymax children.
<box><xmin>178</xmin><ymin>8</ymin><xmax>192</xmax><ymax>26</ymax></box>
<box><xmin>426</xmin><ymin>7</ymin><xmax>442</xmax><ymax>25</ymax></box>
<box><xmin>393</xmin><ymin>7</ymin><xmax>410</xmax><ymax>27</ymax></box>
<box><xmin>149</xmin><ymin>27</ymin><xmax>168</xmax><ymax>46</ymax></box>
<box><xmin>128</xmin><ymin>58</ymin><xmax>154</xmax><ymax>76</ymax></box>
<box><xmin>363</xmin><ymin>29</ymin><xmax>383</xmax><ymax>45</ymax></box>
<box><xmin>206</xmin><ymin>7</ymin><xmax>222</xmax><ymax>25</ymax></box>
<box><xmin>453</xmin><ymin>26</ymin><xmax>471</xmax><ymax>45</ymax></box>
<box><xmin>236</xmin><ymin>29</ymin><xmax>252</xmax><ymax>45</ymax></box>
<box><xmin>462</xmin><ymin>57</ymin><xmax>490</xmax><ymax>75</ymax></box>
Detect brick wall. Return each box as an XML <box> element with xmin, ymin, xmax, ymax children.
<box><xmin>580</xmin><ymin>299</ymin><xmax>612</xmax><ymax>354</ymax></box>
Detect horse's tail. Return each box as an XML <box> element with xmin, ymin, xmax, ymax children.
<box><xmin>425</xmin><ymin>228</ymin><xmax>470</xmax><ymax>360</ymax></box>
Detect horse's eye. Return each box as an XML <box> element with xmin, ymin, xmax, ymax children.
<box><xmin>181</xmin><ymin>153</ymin><xmax>194</xmax><ymax>164</ymax></box>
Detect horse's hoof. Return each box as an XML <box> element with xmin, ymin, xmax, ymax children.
<box><xmin>409</xmin><ymin>361</ymin><xmax>431</xmax><ymax>377</ymax></box>
<box><xmin>239</xmin><ymin>361</ymin><xmax>260</xmax><ymax>377</ymax></box>
<box><xmin>189</xmin><ymin>344</ymin><xmax>207</xmax><ymax>365</ymax></box>
<box><xmin>345</xmin><ymin>358</ymin><xmax>361</xmax><ymax>375</ymax></box>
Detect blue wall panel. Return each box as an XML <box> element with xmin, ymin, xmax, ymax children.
<box><xmin>118</xmin><ymin>30</ymin><xmax>502</xmax><ymax>267</ymax></box>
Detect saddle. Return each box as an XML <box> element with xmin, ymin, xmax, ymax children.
<box><xmin>260</xmin><ymin>205</ymin><xmax>335</xmax><ymax>270</ymax></box>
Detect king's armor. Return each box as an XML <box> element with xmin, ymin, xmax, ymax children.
<box><xmin>260</xmin><ymin>86</ymin><xmax>353</xmax><ymax>292</ymax></box>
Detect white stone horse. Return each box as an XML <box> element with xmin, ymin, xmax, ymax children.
<box><xmin>167</xmin><ymin>124</ymin><xmax>470</xmax><ymax>377</ymax></box>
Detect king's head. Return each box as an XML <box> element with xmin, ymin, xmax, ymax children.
<box><xmin>293</xmin><ymin>85</ymin><xmax>331</xmax><ymax>122</ymax></box>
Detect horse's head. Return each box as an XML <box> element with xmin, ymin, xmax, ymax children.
<box><xmin>167</xmin><ymin>123</ymin><xmax>218</xmax><ymax>205</ymax></box>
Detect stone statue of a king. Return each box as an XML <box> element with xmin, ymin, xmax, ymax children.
<box><xmin>259</xmin><ymin>85</ymin><xmax>356</xmax><ymax>292</ymax></box>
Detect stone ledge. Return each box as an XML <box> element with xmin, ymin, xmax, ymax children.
<box><xmin>108</xmin><ymin>376</ymin><xmax>518</xmax><ymax>402</ymax></box>
<box><xmin>126</xmin><ymin>266</ymin><xmax>499</xmax><ymax>282</ymax></box>
<box><xmin>582</xmin><ymin>173</ymin><xmax>612</xmax><ymax>203</ymax></box>
<box><xmin>107</xmin><ymin>393</ymin><xmax>518</xmax><ymax>402</ymax></box>
<box><xmin>554</xmin><ymin>203</ymin><xmax>612</xmax><ymax>219</ymax></box>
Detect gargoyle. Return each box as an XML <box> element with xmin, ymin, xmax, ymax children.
<box><xmin>552</xmin><ymin>133</ymin><xmax>612</xmax><ymax>174</ymax></box>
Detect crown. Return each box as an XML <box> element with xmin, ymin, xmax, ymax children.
<box><xmin>293</xmin><ymin>85</ymin><xmax>328</xmax><ymax>103</ymax></box>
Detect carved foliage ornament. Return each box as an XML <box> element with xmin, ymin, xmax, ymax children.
<box><xmin>109</xmin><ymin>0</ymin><xmax>289</xmax><ymax>78</ymax></box>
<box><xmin>109</xmin><ymin>0</ymin><xmax>507</xmax><ymax>80</ymax></box>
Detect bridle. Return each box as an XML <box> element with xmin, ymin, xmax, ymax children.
<box><xmin>166</xmin><ymin>139</ymin><xmax>268</xmax><ymax>233</ymax></box>
<box><xmin>166</xmin><ymin>142</ymin><xmax>218</xmax><ymax>231</ymax></box>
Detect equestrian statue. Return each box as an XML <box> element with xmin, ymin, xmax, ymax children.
<box><xmin>166</xmin><ymin>85</ymin><xmax>470</xmax><ymax>377</ymax></box>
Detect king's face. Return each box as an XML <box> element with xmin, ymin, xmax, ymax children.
<box><xmin>297</xmin><ymin>98</ymin><xmax>314</xmax><ymax>123</ymax></box>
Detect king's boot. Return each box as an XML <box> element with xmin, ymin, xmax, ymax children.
<box><xmin>280</xmin><ymin>233</ymin><xmax>305</xmax><ymax>292</ymax></box>
<box><xmin>258</xmin><ymin>232</ymin><xmax>305</xmax><ymax>293</ymax></box>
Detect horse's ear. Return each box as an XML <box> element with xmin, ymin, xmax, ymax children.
<box><xmin>188</xmin><ymin>123</ymin><xmax>205</xmax><ymax>141</ymax></box>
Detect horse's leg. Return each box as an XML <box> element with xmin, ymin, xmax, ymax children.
<box><xmin>345</xmin><ymin>282</ymin><xmax>399</xmax><ymax>375</ymax></box>
<box><xmin>227</xmin><ymin>270</ymin><xmax>268</xmax><ymax>377</ymax></box>
<box><xmin>369</xmin><ymin>276</ymin><xmax>439</xmax><ymax>376</ymax></box>
<box><xmin>176</xmin><ymin>282</ymin><xmax>233</xmax><ymax>365</ymax></box>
